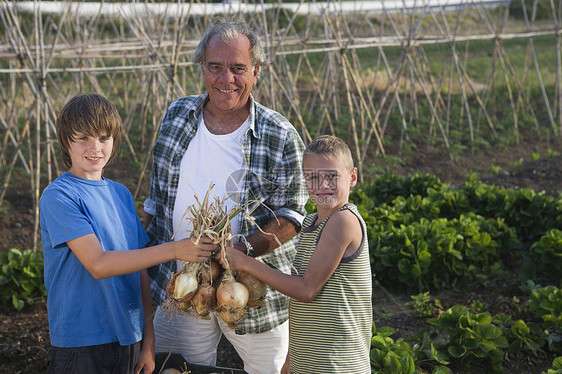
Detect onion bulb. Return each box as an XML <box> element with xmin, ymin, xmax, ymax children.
<box><xmin>191</xmin><ymin>283</ymin><xmax>216</xmax><ymax>317</ymax></box>
<box><xmin>166</xmin><ymin>262</ymin><xmax>199</xmax><ymax>303</ymax></box>
<box><xmin>216</xmin><ymin>276</ymin><xmax>249</xmax><ymax>324</ymax></box>
<box><xmin>236</xmin><ymin>271</ymin><xmax>267</xmax><ymax>308</ymax></box>
<box><xmin>219</xmin><ymin>308</ymin><xmax>247</xmax><ymax>325</ymax></box>
<box><xmin>217</xmin><ymin>279</ymin><xmax>249</xmax><ymax>310</ymax></box>
<box><xmin>200</xmin><ymin>260</ymin><xmax>222</xmax><ymax>284</ymax></box>
<box><xmin>246</xmin><ymin>298</ymin><xmax>264</xmax><ymax>309</ymax></box>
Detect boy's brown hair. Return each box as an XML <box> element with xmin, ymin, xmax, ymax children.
<box><xmin>56</xmin><ymin>93</ymin><xmax>122</xmax><ymax>169</ymax></box>
<box><xmin>303</xmin><ymin>135</ymin><xmax>354</xmax><ymax>171</ymax></box>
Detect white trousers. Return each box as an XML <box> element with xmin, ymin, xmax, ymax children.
<box><xmin>153</xmin><ymin>305</ymin><xmax>289</xmax><ymax>374</ymax></box>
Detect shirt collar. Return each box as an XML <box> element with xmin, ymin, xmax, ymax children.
<box><xmin>191</xmin><ymin>93</ymin><xmax>260</xmax><ymax>139</ymax></box>
<box><xmin>248</xmin><ymin>94</ymin><xmax>259</xmax><ymax>139</ymax></box>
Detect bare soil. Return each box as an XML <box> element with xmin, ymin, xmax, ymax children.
<box><xmin>1</xmin><ymin>136</ymin><xmax>561</xmax><ymax>373</ymax></box>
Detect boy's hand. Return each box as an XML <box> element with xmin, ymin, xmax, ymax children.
<box><xmin>135</xmin><ymin>343</ymin><xmax>155</xmax><ymax>374</ymax></box>
<box><xmin>217</xmin><ymin>246</ymin><xmax>248</xmax><ymax>271</ymax></box>
<box><xmin>176</xmin><ymin>236</ymin><xmax>216</xmax><ymax>262</ymax></box>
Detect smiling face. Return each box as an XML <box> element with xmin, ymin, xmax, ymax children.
<box><xmin>202</xmin><ymin>34</ymin><xmax>259</xmax><ymax>117</ymax></box>
<box><xmin>303</xmin><ymin>154</ymin><xmax>358</xmax><ymax>218</ymax></box>
<box><xmin>56</xmin><ymin>94</ymin><xmax>122</xmax><ymax>176</ymax></box>
<box><xmin>68</xmin><ymin>133</ymin><xmax>114</xmax><ymax>180</ymax></box>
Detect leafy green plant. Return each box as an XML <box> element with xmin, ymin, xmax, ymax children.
<box><xmin>304</xmin><ymin>198</ymin><xmax>316</xmax><ymax>215</ymax></box>
<box><xmin>492</xmin><ymin>313</ymin><xmax>545</xmax><ymax>353</ymax></box>
<box><xmin>531</xmin><ymin>152</ymin><xmax>541</xmax><ymax>161</ymax></box>
<box><xmin>405</xmin><ymin>292</ymin><xmax>443</xmax><ymax>318</ymax></box>
<box><xmin>529</xmin><ymin>229</ymin><xmax>562</xmax><ymax>278</ymax></box>
<box><xmin>370</xmin><ymin>324</ymin><xmax>421</xmax><ymax>374</ymax></box>
<box><xmin>349</xmin><ymin>174</ymin><xmax>562</xmax><ymax>372</ymax></box>
<box><xmin>427</xmin><ymin>305</ymin><xmax>508</xmax><ymax>372</ymax></box>
<box><xmin>371</xmin><ymin>212</ymin><xmax>518</xmax><ymax>292</ymax></box>
<box><xmin>528</xmin><ymin>285</ymin><xmax>562</xmax><ymax>332</ymax></box>
<box><xmin>406</xmin><ymin>302</ymin><xmax>556</xmax><ymax>373</ymax></box>
<box><xmin>0</xmin><ymin>248</ymin><xmax>47</xmax><ymax>311</ymax></box>
<box><xmin>360</xmin><ymin>173</ymin><xmax>448</xmax><ymax>206</ymax></box>
<box><xmin>541</xmin><ymin>356</ymin><xmax>562</xmax><ymax>374</ymax></box>
<box><xmin>461</xmin><ymin>178</ymin><xmax>560</xmax><ymax>243</ymax></box>
<box><xmin>470</xmin><ymin>300</ymin><xmax>487</xmax><ymax>313</ymax></box>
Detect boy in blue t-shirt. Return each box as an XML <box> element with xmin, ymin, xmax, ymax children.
<box><xmin>40</xmin><ymin>93</ymin><xmax>216</xmax><ymax>374</ymax></box>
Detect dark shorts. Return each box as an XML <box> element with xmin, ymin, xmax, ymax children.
<box><xmin>46</xmin><ymin>341</ymin><xmax>141</xmax><ymax>374</ymax></box>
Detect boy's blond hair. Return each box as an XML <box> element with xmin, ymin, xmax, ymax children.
<box><xmin>303</xmin><ymin>135</ymin><xmax>354</xmax><ymax>170</ymax></box>
<box><xmin>56</xmin><ymin>93</ymin><xmax>122</xmax><ymax>169</ymax></box>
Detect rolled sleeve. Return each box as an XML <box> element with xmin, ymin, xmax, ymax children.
<box><xmin>270</xmin><ymin>128</ymin><xmax>308</xmax><ymax>220</ymax></box>
<box><xmin>143</xmin><ymin>197</ymin><xmax>156</xmax><ymax>216</ymax></box>
<box><xmin>274</xmin><ymin>207</ymin><xmax>305</xmax><ymax>228</ymax></box>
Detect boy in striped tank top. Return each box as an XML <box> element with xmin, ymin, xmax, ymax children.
<box><xmin>220</xmin><ymin>135</ymin><xmax>372</xmax><ymax>373</ymax></box>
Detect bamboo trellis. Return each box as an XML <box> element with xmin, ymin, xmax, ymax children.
<box><xmin>1</xmin><ymin>0</ymin><xmax>561</xmax><ymax>251</ymax></box>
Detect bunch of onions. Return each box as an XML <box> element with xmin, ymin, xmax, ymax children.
<box><xmin>167</xmin><ymin>182</ymin><xmax>258</xmax><ymax>326</ymax></box>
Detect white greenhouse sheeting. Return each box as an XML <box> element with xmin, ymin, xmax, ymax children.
<box><xmin>5</xmin><ymin>1</ymin><xmax>509</xmax><ymax>17</ymax></box>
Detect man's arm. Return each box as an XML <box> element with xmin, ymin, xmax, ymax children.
<box><xmin>236</xmin><ymin>127</ymin><xmax>307</xmax><ymax>256</ymax></box>
<box><xmin>232</xmin><ymin>217</ymin><xmax>299</xmax><ymax>257</ymax></box>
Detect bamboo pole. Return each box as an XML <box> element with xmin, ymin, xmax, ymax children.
<box><xmin>522</xmin><ymin>0</ymin><xmax>557</xmax><ymax>134</ymax></box>
<box><xmin>302</xmin><ymin>52</ymin><xmax>336</xmax><ymax>136</ymax></box>
<box><xmin>406</xmin><ymin>52</ymin><xmax>453</xmax><ymax>159</ymax></box>
<box><xmin>551</xmin><ymin>0</ymin><xmax>562</xmax><ymax>134</ymax></box>
<box><xmin>32</xmin><ymin>1</ymin><xmax>43</xmax><ymax>252</ymax></box>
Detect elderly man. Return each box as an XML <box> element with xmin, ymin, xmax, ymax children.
<box><xmin>144</xmin><ymin>18</ymin><xmax>307</xmax><ymax>374</ymax></box>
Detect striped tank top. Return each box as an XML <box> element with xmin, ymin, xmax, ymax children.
<box><xmin>289</xmin><ymin>203</ymin><xmax>372</xmax><ymax>374</ymax></box>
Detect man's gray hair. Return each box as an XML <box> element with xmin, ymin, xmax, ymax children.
<box><xmin>192</xmin><ymin>18</ymin><xmax>267</xmax><ymax>68</ymax></box>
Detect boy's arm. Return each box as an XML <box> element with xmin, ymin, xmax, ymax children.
<box><xmin>135</xmin><ymin>269</ymin><xmax>155</xmax><ymax>374</ymax></box>
<box><xmin>221</xmin><ymin>209</ymin><xmax>362</xmax><ymax>302</ymax></box>
<box><xmin>67</xmin><ymin>234</ymin><xmax>216</xmax><ymax>279</ymax></box>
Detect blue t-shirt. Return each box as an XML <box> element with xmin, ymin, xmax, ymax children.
<box><xmin>40</xmin><ymin>172</ymin><xmax>150</xmax><ymax>348</ymax></box>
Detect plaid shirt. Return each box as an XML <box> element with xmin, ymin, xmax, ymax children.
<box><xmin>144</xmin><ymin>94</ymin><xmax>307</xmax><ymax>334</ymax></box>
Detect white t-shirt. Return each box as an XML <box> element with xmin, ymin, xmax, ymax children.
<box><xmin>173</xmin><ymin>113</ymin><xmax>249</xmax><ymax>267</ymax></box>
